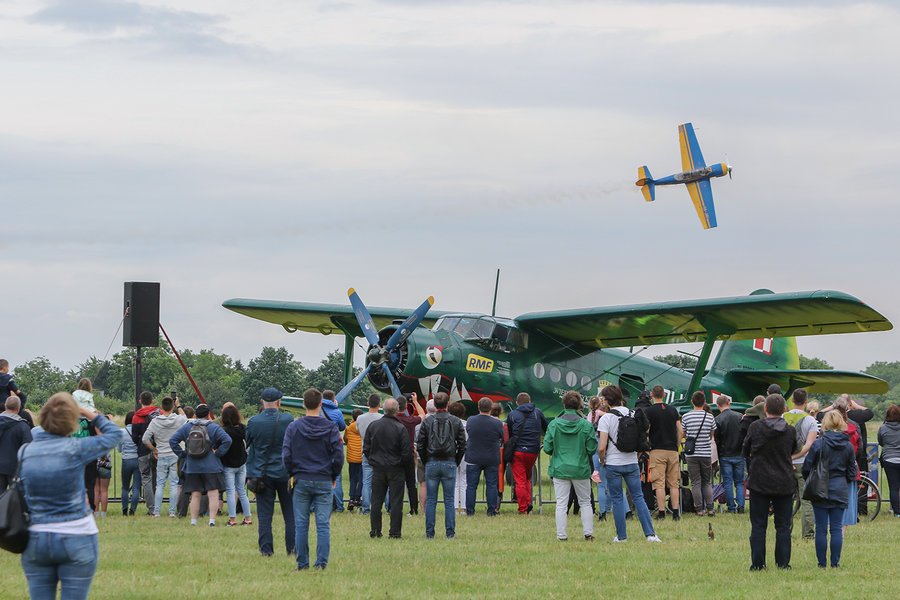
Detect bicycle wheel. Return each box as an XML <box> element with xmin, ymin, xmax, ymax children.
<box><xmin>858</xmin><ymin>476</ymin><xmax>881</xmax><ymax>521</ymax></box>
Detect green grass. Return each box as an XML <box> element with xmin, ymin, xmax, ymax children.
<box><xmin>1</xmin><ymin>498</ymin><xmax>898</xmax><ymax>599</ymax></box>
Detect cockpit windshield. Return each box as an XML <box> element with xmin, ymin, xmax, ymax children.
<box><xmin>433</xmin><ymin>315</ymin><xmax>527</xmax><ymax>353</ymax></box>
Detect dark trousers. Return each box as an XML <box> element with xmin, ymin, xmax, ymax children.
<box><xmin>467</xmin><ymin>463</ymin><xmax>500</xmax><ymax>516</ymax></box>
<box><xmin>348</xmin><ymin>462</ymin><xmax>363</xmax><ymax>502</ymax></box>
<box><xmin>749</xmin><ymin>490</ymin><xmax>792</xmax><ymax>569</ymax></box>
<box><xmin>256</xmin><ymin>477</ymin><xmax>295</xmax><ymax>556</ymax></box>
<box><xmin>0</xmin><ymin>474</ymin><xmax>9</xmax><ymax>492</ymax></box>
<box><xmin>404</xmin><ymin>462</ymin><xmax>418</xmax><ymax>513</ymax></box>
<box><xmin>370</xmin><ymin>468</ymin><xmax>405</xmax><ymax>537</ymax></box>
<box><xmin>884</xmin><ymin>461</ymin><xmax>900</xmax><ymax>516</ymax></box>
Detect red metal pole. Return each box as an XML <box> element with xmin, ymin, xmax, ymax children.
<box><xmin>158</xmin><ymin>323</ymin><xmax>206</xmax><ymax>405</ymax></box>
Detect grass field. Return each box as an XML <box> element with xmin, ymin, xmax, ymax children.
<box><xmin>1</xmin><ymin>492</ymin><xmax>898</xmax><ymax>599</ymax></box>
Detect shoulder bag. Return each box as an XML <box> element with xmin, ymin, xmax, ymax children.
<box><xmin>0</xmin><ymin>443</ymin><xmax>31</xmax><ymax>554</ymax></box>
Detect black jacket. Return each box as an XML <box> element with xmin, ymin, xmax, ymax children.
<box><xmin>505</xmin><ymin>403</ymin><xmax>549</xmax><ymax>454</ymax></box>
<box><xmin>417</xmin><ymin>411</ymin><xmax>466</xmax><ymax>465</ymax></box>
<box><xmin>715</xmin><ymin>409</ymin><xmax>743</xmax><ymax>457</ymax></box>
<box><xmin>742</xmin><ymin>417</ymin><xmax>798</xmax><ymax>495</ymax></box>
<box><xmin>0</xmin><ymin>414</ymin><xmax>32</xmax><ymax>476</ymax></box>
<box><xmin>220</xmin><ymin>424</ymin><xmax>248</xmax><ymax>468</ymax></box>
<box><xmin>364</xmin><ymin>415</ymin><xmax>413</xmax><ymax>471</ymax></box>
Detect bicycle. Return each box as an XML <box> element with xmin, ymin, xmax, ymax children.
<box><xmin>792</xmin><ymin>474</ymin><xmax>881</xmax><ymax>521</ymax></box>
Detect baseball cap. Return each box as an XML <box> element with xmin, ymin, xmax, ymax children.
<box><xmin>261</xmin><ymin>387</ymin><xmax>283</xmax><ymax>402</ymax></box>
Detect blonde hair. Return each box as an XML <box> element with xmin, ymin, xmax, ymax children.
<box><xmin>822</xmin><ymin>411</ymin><xmax>847</xmax><ymax>433</ymax></box>
<box><xmin>39</xmin><ymin>393</ymin><xmax>80</xmax><ymax>436</ymax></box>
<box><xmin>806</xmin><ymin>400</ymin><xmax>820</xmax><ymax>416</ymax></box>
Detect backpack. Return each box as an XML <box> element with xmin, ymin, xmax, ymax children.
<box><xmin>427</xmin><ymin>415</ymin><xmax>457</xmax><ymax>459</ymax></box>
<box><xmin>783</xmin><ymin>411</ymin><xmax>814</xmax><ymax>452</ymax></box>
<box><xmin>186</xmin><ymin>422</ymin><xmax>212</xmax><ymax>458</ymax></box>
<box><xmin>609</xmin><ymin>409</ymin><xmax>649</xmax><ymax>453</ymax></box>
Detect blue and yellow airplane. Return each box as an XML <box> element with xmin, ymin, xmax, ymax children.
<box><xmin>636</xmin><ymin>122</ymin><xmax>731</xmax><ymax>229</ymax></box>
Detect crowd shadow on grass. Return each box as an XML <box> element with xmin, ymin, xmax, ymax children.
<box><xmin>0</xmin><ymin>503</ymin><xmax>898</xmax><ymax>599</ymax></box>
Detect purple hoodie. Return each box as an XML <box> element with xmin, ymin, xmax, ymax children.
<box><xmin>282</xmin><ymin>415</ymin><xmax>344</xmax><ymax>482</ymax></box>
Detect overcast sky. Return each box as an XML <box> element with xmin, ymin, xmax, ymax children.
<box><xmin>3</xmin><ymin>0</ymin><xmax>899</xmax><ymax>374</ymax></box>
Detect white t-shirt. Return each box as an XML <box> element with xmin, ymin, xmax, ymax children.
<box><xmin>30</xmin><ymin>514</ymin><xmax>98</xmax><ymax>535</ymax></box>
<box><xmin>597</xmin><ymin>407</ymin><xmax>638</xmax><ymax>466</ymax></box>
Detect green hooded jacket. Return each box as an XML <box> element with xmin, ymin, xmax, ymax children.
<box><xmin>543</xmin><ymin>410</ymin><xmax>599</xmax><ymax>480</ymax></box>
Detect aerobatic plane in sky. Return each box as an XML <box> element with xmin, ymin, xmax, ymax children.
<box><xmin>636</xmin><ymin>122</ymin><xmax>731</xmax><ymax>229</ymax></box>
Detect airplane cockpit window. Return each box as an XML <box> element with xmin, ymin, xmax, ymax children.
<box><xmin>469</xmin><ymin>319</ymin><xmax>494</xmax><ymax>341</ymax></box>
<box><xmin>452</xmin><ymin>317</ymin><xmax>476</xmax><ymax>337</ymax></box>
<box><xmin>434</xmin><ymin>317</ymin><xmax>460</xmax><ymax>333</ymax></box>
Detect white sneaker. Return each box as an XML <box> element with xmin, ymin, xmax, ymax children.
<box><xmin>612</xmin><ymin>536</ymin><xmax>627</xmax><ymax>543</ymax></box>
<box><xmin>646</xmin><ymin>535</ymin><xmax>662</xmax><ymax>543</ymax></box>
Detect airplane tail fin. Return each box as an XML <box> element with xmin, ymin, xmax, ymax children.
<box><xmin>636</xmin><ymin>166</ymin><xmax>655</xmax><ymax>202</ymax></box>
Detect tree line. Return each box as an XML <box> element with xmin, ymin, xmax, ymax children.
<box><xmin>11</xmin><ymin>339</ymin><xmax>376</xmax><ymax>416</ymax></box>
<box><xmin>653</xmin><ymin>353</ymin><xmax>900</xmax><ymax>418</ymax></box>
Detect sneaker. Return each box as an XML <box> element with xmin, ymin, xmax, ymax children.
<box><xmin>169</xmin><ymin>514</ymin><xmax>176</xmax><ymax>519</ymax></box>
<box><xmin>646</xmin><ymin>535</ymin><xmax>662</xmax><ymax>543</ymax></box>
<box><xmin>655</xmin><ymin>511</ymin><xmax>666</xmax><ymax>521</ymax></box>
<box><xmin>737</xmin><ymin>507</ymin><xmax>745</xmax><ymax>514</ymax></box>
<box><xmin>209</xmin><ymin>521</ymin><xmax>216</xmax><ymax>527</ymax></box>
<box><xmin>671</xmin><ymin>512</ymin><xmax>681</xmax><ymax>521</ymax></box>
<box><xmin>242</xmin><ymin>517</ymin><xmax>253</xmax><ymax>526</ymax></box>
<box><xmin>314</xmin><ymin>565</ymin><xmax>326</xmax><ymax>570</ymax></box>
<box><xmin>707</xmin><ymin>509</ymin><xmax>716</xmax><ymax>517</ymax></box>
<box><xmin>526</xmin><ymin>504</ymin><xmax>534</xmax><ymax>514</ymax></box>
<box><xmin>612</xmin><ymin>536</ymin><xmax>627</xmax><ymax>543</ymax></box>
<box><xmin>557</xmin><ymin>537</ymin><xmax>568</xmax><ymax>542</ymax></box>
<box><xmin>749</xmin><ymin>565</ymin><xmax>766</xmax><ymax>572</ymax></box>
<box><xmin>227</xmin><ymin>519</ymin><xmax>238</xmax><ymax>527</ymax></box>
<box><xmin>584</xmin><ymin>534</ymin><xmax>594</xmax><ymax>542</ymax></box>
<box><xmin>598</xmin><ymin>512</ymin><xmax>607</xmax><ymax>522</ymax></box>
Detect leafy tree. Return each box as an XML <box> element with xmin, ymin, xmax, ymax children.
<box><xmin>653</xmin><ymin>353</ymin><xmax>698</xmax><ymax>371</ymax></box>
<box><xmin>306</xmin><ymin>350</ymin><xmax>379</xmax><ymax>405</ymax></box>
<box><xmin>859</xmin><ymin>361</ymin><xmax>900</xmax><ymax>419</ymax></box>
<box><xmin>13</xmin><ymin>357</ymin><xmax>73</xmax><ymax>405</ymax></box>
<box><xmin>240</xmin><ymin>347</ymin><xmax>307</xmax><ymax>403</ymax></box>
<box><xmin>799</xmin><ymin>355</ymin><xmax>835</xmax><ymax>405</ymax></box>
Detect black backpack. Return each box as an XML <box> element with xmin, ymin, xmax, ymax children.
<box><xmin>610</xmin><ymin>409</ymin><xmax>649</xmax><ymax>453</ymax></box>
<box><xmin>427</xmin><ymin>415</ymin><xmax>457</xmax><ymax>459</ymax></box>
<box><xmin>186</xmin><ymin>422</ymin><xmax>212</xmax><ymax>458</ymax></box>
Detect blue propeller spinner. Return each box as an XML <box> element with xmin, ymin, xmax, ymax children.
<box><xmin>334</xmin><ymin>288</ymin><xmax>435</xmax><ymax>404</ymax></box>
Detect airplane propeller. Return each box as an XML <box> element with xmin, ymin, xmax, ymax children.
<box><xmin>334</xmin><ymin>289</ymin><xmax>435</xmax><ymax>405</ymax></box>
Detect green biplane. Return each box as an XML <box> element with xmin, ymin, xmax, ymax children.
<box><xmin>223</xmin><ymin>288</ymin><xmax>892</xmax><ymax>416</ymax></box>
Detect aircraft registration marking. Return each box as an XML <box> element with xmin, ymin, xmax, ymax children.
<box><xmin>466</xmin><ymin>354</ymin><xmax>494</xmax><ymax>373</ymax></box>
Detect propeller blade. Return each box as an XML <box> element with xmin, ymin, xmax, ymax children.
<box><xmin>386</xmin><ymin>296</ymin><xmax>435</xmax><ymax>351</ymax></box>
<box><xmin>347</xmin><ymin>288</ymin><xmax>380</xmax><ymax>347</ymax></box>
<box><xmin>381</xmin><ymin>363</ymin><xmax>402</xmax><ymax>398</ymax></box>
<box><xmin>335</xmin><ymin>363</ymin><xmax>373</xmax><ymax>405</ymax></box>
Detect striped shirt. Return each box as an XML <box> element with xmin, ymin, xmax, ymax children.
<box><xmin>681</xmin><ymin>410</ymin><xmax>717</xmax><ymax>458</ymax></box>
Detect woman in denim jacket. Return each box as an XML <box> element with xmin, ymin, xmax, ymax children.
<box><xmin>19</xmin><ymin>392</ymin><xmax>124</xmax><ymax>600</ymax></box>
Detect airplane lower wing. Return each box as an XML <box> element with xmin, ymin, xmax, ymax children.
<box><xmin>678</xmin><ymin>122</ymin><xmax>706</xmax><ymax>171</ymax></box>
<box><xmin>515</xmin><ymin>290</ymin><xmax>892</xmax><ymax>349</ymax></box>
<box><xmin>724</xmin><ymin>369</ymin><xmax>889</xmax><ymax>395</ymax></box>
<box><xmin>685</xmin><ymin>179</ymin><xmax>718</xmax><ymax>229</ymax></box>
<box><xmin>222</xmin><ymin>298</ymin><xmax>448</xmax><ymax>337</ymax></box>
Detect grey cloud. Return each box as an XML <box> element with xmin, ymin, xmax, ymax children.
<box><xmin>28</xmin><ymin>0</ymin><xmax>257</xmax><ymax>58</ymax></box>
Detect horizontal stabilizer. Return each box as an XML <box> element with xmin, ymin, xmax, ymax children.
<box><xmin>724</xmin><ymin>369</ymin><xmax>888</xmax><ymax>395</ymax></box>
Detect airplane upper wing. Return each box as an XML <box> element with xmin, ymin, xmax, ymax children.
<box><xmin>685</xmin><ymin>179</ymin><xmax>718</xmax><ymax>229</ymax></box>
<box><xmin>678</xmin><ymin>122</ymin><xmax>706</xmax><ymax>171</ymax></box>
<box><xmin>514</xmin><ymin>290</ymin><xmax>892</xmax><ymax>349</ymax></box>
<box><xmin>222</xmin><ymin>298</ymin><xmax>449</xmax><ymax>337</ymax></box>
<box><xmin>724</xmin><ymin>369</ymin><xmax>889</xmax><ymax>395</ymax></box>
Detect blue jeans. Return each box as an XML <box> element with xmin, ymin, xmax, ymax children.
<box><xmin>425</xmin><ymin>460</ymin><xmax>457</xmax><ymax>538</ymax></box>
<box><xmin>224</xmin><ymin>464</ymin><xmax>252</xmax><ymax>519</ymax></box>
<box><xmin>465</xmin><ymin>463</ymin><xmax>499</xmax><ymax>516</ymax></box>
<box><xmin>361</xmin><ymin>456</ymin><xmax>373</xmax><ymax>514</ymax></box>
<box><xmin>21</xmin><ymin>532</ymin><xmax>98</xmax><ymax>600</ymax></box>
<box><xmin>255</xmin><ymin>477</ymin><xmax>294</xmax><ymax>556</ymax></box>
<box><xmin>592</xmin><ymin>454</ymin><xmax>610</xmax><ymax>514</ymax></box>
<box><xmin>606</xmin><ymin>463</ymin><xmax>655</xmax><ymax>540</ymax></box>
<box><xmin>332</xmin><ymin>472</ymin><xmax>344</xmax><ymax>512</ymax></box>
<box><xmin>154</xmin><ymin>454</ymin><xmax>180</xmax><ymax>517</ymax></box>
<box><xmin>292</xmin><ymin>479</ymin><xmax>333</xmax><ymax>569</ymax></box>
<box><xmin>719</xmin><ymin>456</ymin><xmax>746</xmax><ymax>512</ymax></box>
<box><xmin>348</xmin><ymin>462</ymin><xmax>362</xmax><ymax>502</ymax></box>
<box><xmin>121</xmin><ymin>458</ymin><xmax>140</xmax><ymax>514</ymax></box>
<box><xmin>814</xmin><ymin>505</ymin><xmax>844</xmax><ymax>567</ymax></box>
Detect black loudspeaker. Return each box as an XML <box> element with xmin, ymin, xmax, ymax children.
<box><xmin>123</xmin><ymin>282</ymin><xmax>160</xmax><ymax>347</ymax></box>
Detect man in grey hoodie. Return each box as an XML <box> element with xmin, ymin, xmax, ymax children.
<box><xmin>143</xmin><ymin>396</ymin><xmax>187</xmax><ymax>517</ymax></box>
